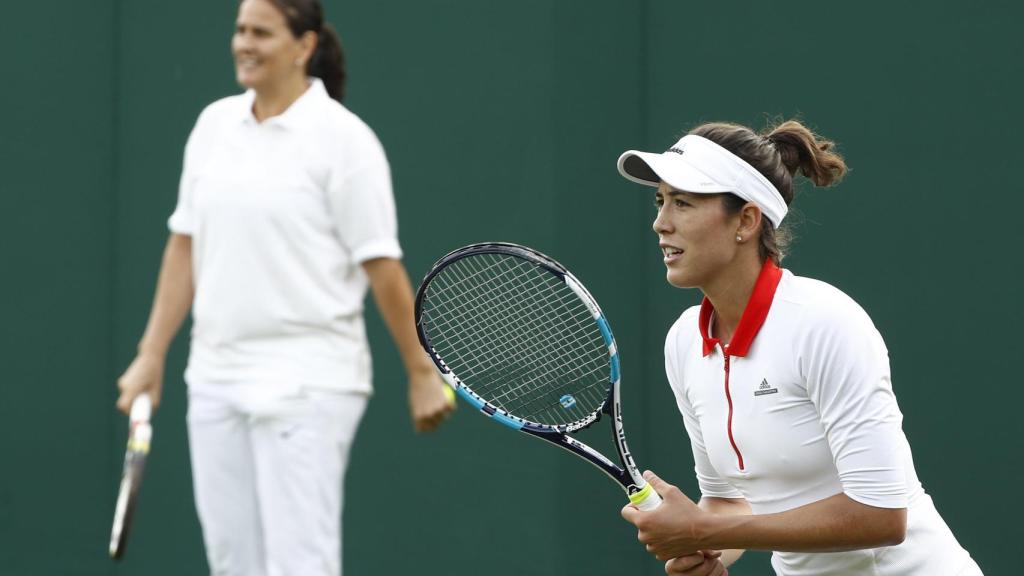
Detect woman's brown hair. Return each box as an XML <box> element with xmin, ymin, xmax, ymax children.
<box><xmin>688</xmin><ymin>120</ymin><xmax>848</xmax><ymax>263</ymax></box>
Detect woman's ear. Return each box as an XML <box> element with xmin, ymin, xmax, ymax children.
<box><xmin>737</xmin><ymin>203</ymin><xmax>763</xmax><ymax>243</ymax></box>
<box><xmin>299</xmin><ymin>30</ymin><xmax>318</xmax><ymax>62</ymax></box>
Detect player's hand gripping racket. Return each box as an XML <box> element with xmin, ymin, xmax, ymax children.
<box><xmin>415</xmin><ymin>242</ymin><xmax>661</xmax><ymax>511</ymax></box>
<box><xmin>109</xmin><ymin>393</ymin><xmax>152</xmax><ymax>559</ymax></box>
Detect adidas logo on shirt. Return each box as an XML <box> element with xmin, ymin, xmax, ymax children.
<box><xmin>754</xmin><ymin>378</ymin><xmax>778</xmax><ymax>397</ymax></box>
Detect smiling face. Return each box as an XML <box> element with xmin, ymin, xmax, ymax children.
<box><xmin>653</xmin><ymin>181</ymin><xmax>743</xmax><ymax>289</ymax></box>
<box><xmin>232</xmin><ymin>0</ymin><xmax>313</xmax><ymax>94</ymax></box>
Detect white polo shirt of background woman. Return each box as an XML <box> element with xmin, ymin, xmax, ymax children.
<box><xmin>169</xmin><ymin>76</ymin><xmax>400</xmax><ymax>394</ymax></box>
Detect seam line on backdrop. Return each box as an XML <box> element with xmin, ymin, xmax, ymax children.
<box><xmin>637</xmin><ymin>6</ymin><xmax>654</xmax><ymax>575</ymax></box>
<box><xmin>107</xmin><ymin>0</ymin><xmax>122</xmax><ymax>501</ymax></box>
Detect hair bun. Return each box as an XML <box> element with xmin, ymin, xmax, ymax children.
<box><xmin>765</xmin><ymin>121</ymin><xmax>847</xmax><ymax>187</ymax></box>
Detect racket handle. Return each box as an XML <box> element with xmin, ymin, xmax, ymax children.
<box><xmin>130</xmin><ymin>393</ymin><xmax>152</xmax><ymax>423</ymax></box>
<box><xmin>628</xmin><ymin>482</ymin><xmax>663</xmax><ymax>511</ymax></box>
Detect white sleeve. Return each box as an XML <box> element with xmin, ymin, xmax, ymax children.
<box><xmin>665</xmin><ymin>323</ymin><xmax>744</xmax><ymax>500</ymax></box>
<box><xmin>167</xmin><ymin>114</ymin><xmax>203</xmax><ymax>235</ymax></box>
<box><xmin>800</xmin><ymin>301</ymin><xmax>909</xmax><ymax>509</ymax></box>
<box><xmin>326</xmin><ymin>125</ymin><xmax>403</xmax><ymax>264</ymax></box>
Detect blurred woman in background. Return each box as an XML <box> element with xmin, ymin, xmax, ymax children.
<box><xmin>115</xmin><ymin>1</ymin><xmax>452</xmax><ymax>574</ymax></box>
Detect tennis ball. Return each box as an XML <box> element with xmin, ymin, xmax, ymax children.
<box><xmin>443</xmin><ymin>385</ymin><xmax>456</xmax><ymax>406</ymax></box>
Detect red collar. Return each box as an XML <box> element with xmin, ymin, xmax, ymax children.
<box><xmin>699</xmin><ymin>260</ymin><xmax>783</xmax><ymax>357</ymax></box>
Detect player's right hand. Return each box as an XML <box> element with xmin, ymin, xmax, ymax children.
<box><xmin>623</xmin><ymin>471</ymin><xmax>711</xmax><ymax>561</ymax></box>
<box><xmin>116</xmin><ymin>353</ymin><xmax>165</xmax><ymax>414</ymax></box>
<box><xmin>665</xmin><ymin>550</ymin><xmax>727</xmax><ymax>576</ymax></box>
<box><xmin>408</xmin><ymin>368</ymin><xmax>455</xmax><ymax>433</ymax></box>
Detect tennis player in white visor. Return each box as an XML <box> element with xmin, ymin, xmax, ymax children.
<box><xmin>618</xmin><ymin>120</ymin><xmax>982</xmax><ymax>576</ymax></box>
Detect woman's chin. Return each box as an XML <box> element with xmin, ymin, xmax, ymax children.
<box><xmin>666</xmin><ymin>270</ymin><xmax>697</xmax><ymax>289</ymax></box>
<box><xmin>235</xmin><ymin>71</ymin><xmax>260</xmax><ymax>90</ymax></box>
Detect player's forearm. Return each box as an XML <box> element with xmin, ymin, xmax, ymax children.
<box><xmin>363</xmin><ymin>258</ymin><xmax>434</xmax><ymax>377</ymax></box>
<box><xmin>137</xmin><ymin>234</ymin><xmax>194</xmax><ymax>358</ymax></box>
<box><xmin>699</xmin><ymin>492</ymin><xmax>906</xmax><ymax>553</ymax></box>
<box><xmin>698</xmin><ymin>497</ymin><xmax>750</xmax><ymax>566</ymax></box>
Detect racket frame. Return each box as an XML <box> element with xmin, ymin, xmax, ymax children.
<box><xmin>415</xmin><ymin>242</ymin><xmax>657</xmax><ymax>507</ymax></box>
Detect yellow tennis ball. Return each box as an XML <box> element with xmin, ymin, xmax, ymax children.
<box><xmin>443</xmin><ymin>385</ymin><xmax>456</xmax><ymax>406</ymax></box>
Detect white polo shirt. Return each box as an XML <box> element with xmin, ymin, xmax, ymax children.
<box><xmin>666</xmin><ymin>261</ymin><xmax>979</xmax><ymax>575</ymax></box>
<box><xmin>169</xmin><ymin>78</ymin><xmax>402</xmax><ymax>393</ymax></box>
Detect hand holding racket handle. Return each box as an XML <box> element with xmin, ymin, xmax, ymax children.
<box><xmin>629</xmin><ymin>482</ymin><xmax>663</xmax><ymax>511</ymax></box>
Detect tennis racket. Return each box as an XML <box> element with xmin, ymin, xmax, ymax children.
<box><xmin>414</xmin><ymin>242</ymin><xmax>661</xmax><ymax>511</ymax></box>
<box><xmin>109</xmin><ymin>393</ymin><xmax>152</xmax><ymax>560</ymax></box>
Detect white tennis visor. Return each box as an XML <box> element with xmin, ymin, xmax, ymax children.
<box><xmin>617</xmin><ymin>134</ymin><xmax>788</xmax><ymax>228</ymax></box>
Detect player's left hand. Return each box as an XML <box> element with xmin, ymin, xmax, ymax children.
<box><xmin>408</xmin><ymin>368</ymin><xmax>454</xmax><ymax>433</ymax></box>
<box><xmin>621</xmin><ymin>470</ymin><xmax>710</xmax><ymax>561</ymax></box>
<box><xmin>665</xmin><ymin>550</ymin><xmax>728</xmax><ymax>575</ymax></box>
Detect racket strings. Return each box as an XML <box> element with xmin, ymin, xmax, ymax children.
<box><xmin>421</xmin><ymin>253</ymin><xmax>611</xmax><ymax>425</ymax></box>
<box><xmin>434</xmin><ymin>259</ymin><xmax>563</xmax><ymax>357</ymax></box>
<box><xmin>430</xmin><ymin>257</ymin><xmax>601</xmax><ymax>391</ymax></box>
<box><xmin>428</xmin><ymin>292</ymin><xmax>607</xmax><ymax>424</ymax></box>
<box><xmin>433</xmin><ymin>271</ymin><xmax>593</xmax><ymax>387</ymax></box>
<box><xmin>428</xmin><ymin>255</ymin><xmax>561</xmax><ymax>354</ymax></box>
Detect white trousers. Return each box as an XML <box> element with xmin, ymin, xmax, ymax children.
<box><xmin>186</xmin><ymin>384</ymin><xmax>368</xmax><ymax>576</ymax></box>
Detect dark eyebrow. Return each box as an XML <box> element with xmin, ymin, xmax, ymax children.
<box><xmin>236</xmin><ymin>22</ymin><xmax>272</xmax><ymax>34</ymax></box>
<box><xmin>655</xmin><ymin>189</ymin><xmax>694</xmax><ymax>199</ymax></box>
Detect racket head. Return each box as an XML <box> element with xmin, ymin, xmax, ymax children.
<box><xmin>415</xmin><ymin>242</ymin><xmax>619</xmax><ymax>433</ymax></box>
<box><xmin>109</xmin><ymin>394</ymin><xmax>152</xmax><ymax>560</ymax></box>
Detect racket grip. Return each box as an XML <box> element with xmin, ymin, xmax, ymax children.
<box><xmin>628</xmin><ymin>483</ymin><xmax>663</xmax><ymax>511</ymax></box>
<box><xmin>130</xmin><ymin>393</ymin><xmax>152</xmax><ymax>423</ymax></box>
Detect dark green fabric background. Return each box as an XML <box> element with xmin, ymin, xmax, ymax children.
<box><xmin>0</xmin><ymin>1</ymin><xmax>1018</xmax><ymax>574</ymax></box>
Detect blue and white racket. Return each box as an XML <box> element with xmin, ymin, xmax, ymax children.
<box><xmin>415</xmin><ymin>242</ymin><xmax>661</xmax><ymax>511</ymax></box>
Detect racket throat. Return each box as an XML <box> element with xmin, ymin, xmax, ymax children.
<box><xmin>607</xmin><ymin>387</ymin><xmax>646</xmax><ymax>491</ymax></box>
<box><xmin>532</xmin><ymin>429</ymin><xmax>630</xmax><ymax>486</ymax></box>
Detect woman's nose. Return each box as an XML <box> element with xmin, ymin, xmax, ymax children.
<box><xmin>652</xmin><ymin>207</ymin><xmax>671</xmax><ymax>234</ymax></box>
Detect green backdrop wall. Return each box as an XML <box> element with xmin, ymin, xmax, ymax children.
<box><xmin>0</xmin><ymin>1</ymin><xmax>1019</xmax><ymax>574</ymax></box>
